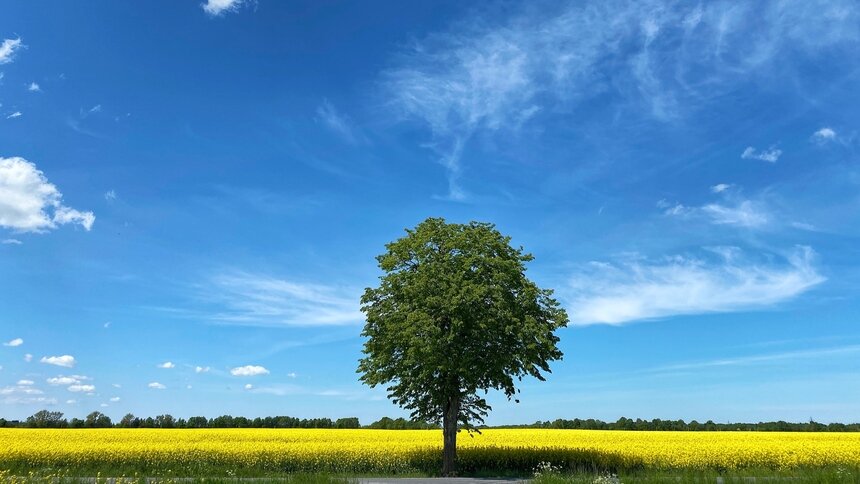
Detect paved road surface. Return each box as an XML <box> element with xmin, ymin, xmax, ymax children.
<box><xmin>357</xmin><ymin>479</ymin><xmax>528</xmax><ymax>484</ymax></box>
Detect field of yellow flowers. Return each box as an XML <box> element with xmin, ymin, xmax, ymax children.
<box><xmin>1</xmin><ymin>429</ymin><xmax>859</xmax><ymax>476</ymax></box>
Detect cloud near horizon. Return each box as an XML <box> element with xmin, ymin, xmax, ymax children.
<box><xmin>567</xmin><ymin>246</ymin><xmax>824</xmax><ymax>325</ymax></box>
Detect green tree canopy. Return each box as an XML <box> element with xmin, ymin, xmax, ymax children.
<box><xmin>357</xmin><ymin>217</ymin><xmax>568</xmax><ymax>475</ymax></box>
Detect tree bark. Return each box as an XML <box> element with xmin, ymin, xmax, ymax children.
<box><xmin>441</xmin><ymin>394</ymin><xmax>459</xmax><ymax>476</ymax></box>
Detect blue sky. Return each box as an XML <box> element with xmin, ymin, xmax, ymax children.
<box><xmin>1</xmin><ymin>0</ymin><xmax>859</xmax><ymax>424</ymax></box>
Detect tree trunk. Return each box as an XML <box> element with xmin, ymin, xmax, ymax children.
<box><xmin>441</xmin><ymin>394</ymin><xmax>459</xmax><ymax>476</ymax></box>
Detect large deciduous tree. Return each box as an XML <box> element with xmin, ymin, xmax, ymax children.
<box><xmin>357</xmin><ymin>217</ymin><xmax>568</xmax><ymax>475</ymax></box>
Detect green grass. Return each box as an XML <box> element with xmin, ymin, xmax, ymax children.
<box><xmin>533</xmin><ymin>467</ymin><xmax>860</xmax><ymax>484</ymax></box>
<box><xmin>3</xmin><ymin>467</ymin><xmax>860</xmax><ymax>483</ymax></box>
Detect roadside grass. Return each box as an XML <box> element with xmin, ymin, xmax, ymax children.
<box><xmin>3</xmin><ymin>467</ymin><xmax>860</xmax><ymax>483</ymax></box>
<box><xmin>533</xmin><ymin>467</ymin><xmax>860</xmax><ymax>483</ymax></box>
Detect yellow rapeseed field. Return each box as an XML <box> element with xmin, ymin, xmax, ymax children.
<box><xmin>1</xmin><ymin>429</ymin><xmax>859</xmax><ymax>475</ymax></box>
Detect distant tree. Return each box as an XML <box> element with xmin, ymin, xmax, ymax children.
<box><xmin>84</xmin><ymin>411</ymin><xmax>112</xmax><ymax>428</ymax></box>
<box><xmin>119</xmin><ymin>413</ymin><xmax>137</xmax><ymax>428</ymax></box>
<box><xmin>26</xmin><ymin>410</ymin><xmax>67</xmax><ymax>428</ymax></box>
<box><xmin>335</xmin><ymin>417</ymin><xmax>361</xmax><ymax>429</ymax></box>
<box><xmin>187</xmin><ymin>416</ymin><xmax>208</xmax><ymax>428</ymax></box>
<box><xmin>358</xmin><ymin>218</ymin><xmax>569</xmax><ymax>475</ymax></box>
<box><xmin>155</xmin><ymin>414</ymin><xmax>175</xmax><ymax>428</ymax></box>
<box><xmin>210</xmin><ymin>415</ymin><xmax>234</xmax><ymax>428</ymax></box>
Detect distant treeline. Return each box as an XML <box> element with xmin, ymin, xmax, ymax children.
<box><xmin>497</xmin><ymin>417</ymin><xmax>860</xmax><ymax>432</ymax></box>
<box><xmin>0</xmin><ymin>410</ymin><xmax>435</xmax><ymax>430</ymax></box>
<box><xmin>2</xmin><ymin>411</ymin><xmax>858</xmax><ymax>431</ymax></box>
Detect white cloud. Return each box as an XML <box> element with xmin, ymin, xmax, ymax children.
<box><xmin>0</xmin><ymin>385</ymin><xmax>43</xmax><ymax>396</ymax></box>
<box><xmin>112</xmin><ymin>383</ymin><xmax>121</xmax><ymax>388</ymax></box>
<box><xmin>230</xmin><ymin>365</ymin><xmax>270</xmax><ymax>377</ymax></box>
<box><xmin>244</xmin><ymin>383</ymin><xmax>253</xmax><ymax>390</ymax></box>
<box><xmin>195</xmin><ymin>366</ymin><xmax>210</xmax><ymax>373</ymax></box>
<box><xmin>202</xmin><ymin>0</ymin><xmax>244</xmax><ymax>16</ymax></box>
<box><xmin>0</xmin><ymin>157</ymin><xmax>95</xmax><ymax>232</ymax></box>
<box><xmin>3</xmin><ymin>337</ymin><xmax>23</xmax><ymax>347</ymax></box>
<box><xmin>66</xmin><ymin>399</ymin><xmax>76</xmax><ymax>404</ymax></box>
<box><xmin>701</xmin><ymin>200</ymin><xmax>769</xmax><ymax>228</ymax></box>
<box><xmin>811</xmin><ymin>127</ymin><xmax>837</xmax><ymax>143</ymax></box>
<box><xmin>157</xmin><ymin>361</ymin><xmax>175</xmax><ymax>369</ymax></box>
<box><xmin>148</xmin><ymin>382</ymin><xmax>166</xmax><ymax>390</ymax></box>
<box><xmin>109</xmin><ymin>396</ymin><xmax>120</xmax><ymax>402</ymax></box>
<box><xmin>653</xmin><ymin>344</ymin><xmax>860</xmax><ymax>373</ymax></box>
<box><xmin>567</xmin><ymin>246</ymin><xmax>824</xmax><ymax>325</ymax></box>
<box><xmin>6</xmin><ymin>111</ymin><xmax>22</xmax><ymax>119</ymax></box>
<box><xmin>710</xmin><ymin>183</ymin><xmax>731</xmax><ymax>193</ymax></box>
<box><xmin>2</xmin><ymin>238</ymin><xmax>22</xmax><ymax>244</ymax></box>
<box><xmin>104</xmin><ymin>190</ymin><xmax>116</xmax><ymax>202</ymax></box>
<box><xmin>791</xmin><ymin>221</ymin><xmax>817</xmax><ymax>231</ymax></box>
<box><xmin>17</xmin><ymin>379</ymin><xmax>34</xmax><ymax>386</ymax></box>
<box><xmin>40</xmin><ymin>355</ymin><xmax>76</xmax><ymax>368</ymax></box>
<box><xmin>664</xmin><ymin>194</ymin><xmax>770</xmax><ymax>229</ymax></box>
<box><xmin>741</xmin><ymin>146</ymin><xmax>782</xmax><ymax>163</ymax></box>
<box><xmin>205</xmin><ymin>272</ymin><xmax>362</xmax><ymax>326</ymax></box>
<box><xmin>23</xmin><ymin>353</ymin><xmax>32</xmax><ymax>362</ymax></box>
<box><xmin>382</xmin><ymin>2</ymin><xmax>858</xmax><ymax>198</ymax></box>
<box><xmin>287</xmin><ymin>372</ymin><xmax>297</xmax><ymax>378</ymax></box>
<box><xmin>0</xmin><ymin>38</ymin><xmax>23</xmax><ymax>64</ymax></box>
<box><xmin>315</xmin><ymin>99</ymin><xmax>359</xmax><ymax>143</ymax></box>
<box><xmin>27</xmin><ymin>82</ymin><xmax>40</xmax><ymax>92</ymax></box>
<box><xmin>47</xmin><ymin>375</ymin><xmax>87</xmax><ymax>386</ymax></box>
<box><xmin>67</xmin><ymin>384</ymin><xmax>95</xmax><ymax>393</ymax></box>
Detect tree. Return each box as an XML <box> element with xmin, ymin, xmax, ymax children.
<box><xmin>84</xmin><ymin>411</ymin><xmax>112</xmax><ymax>428</ymax></box>
<box><xmin>357</xmin><ymin>218</ymin><xmax>568</xmax><ymax>475</ymax></box>
<box><xmin>187</xmin><ymin>416</ymin><xmax>208</xmax><ymax>428</ymax></box>
<box><xmin>155</xmin><ymin>414</ymin><xmax>175</xmax><ymax>428</ymax></box>
<box><xmin>120</xmin><ymin>413</ymin><xmax>138</xmax><ymax>428</ymax></box>
<box><xmin>26</xmin><ymin>410</ymin><xmax>66</xmax><ymax>428</ymax></box>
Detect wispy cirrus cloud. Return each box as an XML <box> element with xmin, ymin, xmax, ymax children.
<box><xmin>382</xmin><ymin>1</ymin><xmax>860</xmax><ymax>199</ymax></box>
<box><xmin>315</xmin><ymin>99</ymin><xmax>362</xmax><ymax>144</ymax></box>
<box><xmin>200</xmin><ymin>271</ymin><xmax>362</xmax><ymax>327</ymax></box>
<box><xmin>661</xmin><ymin>183</ymin><xmax>779</xmax><ymax>230</ymax></box>
<box><xmin>567</xmin><ymin>246</ymin><xmax>824</xmax><ymax>325</ymax></box>
<box><xmin>650</xmin><ymin>344</ymin><xmax>860</xmax><ymax>373</ymax></box>
<box><xmin>701</xmin><ymin>200</ymin><xmax>770</xmax><ymax>228</ymax></box>
<box><xmin>3</xmin><ymin>338</ymin><xmax>23</xmax><ymax>347</ymax></box>
<box><xmin>0</xmin><ymin>157</ymin><xmax>95</xmax><ymax>233</ymax></box>
<box><xmin>661</xmin><ymin>198</ymin><xmax>770</xmax><ymax>229</ymax></box>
